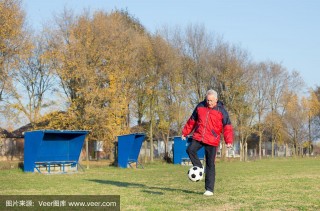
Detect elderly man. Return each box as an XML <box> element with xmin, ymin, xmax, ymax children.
<box><xmin>182</xmin><ymin>89</ymin><xmax>233</xmax><ymax>196</ymax></box>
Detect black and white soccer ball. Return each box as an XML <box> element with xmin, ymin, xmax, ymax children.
<box><xmin>187</xmin><ymin>166</ymin><xmax>204</xmax><ymax>182</ymax></box>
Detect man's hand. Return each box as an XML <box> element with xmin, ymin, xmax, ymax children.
<box><xmin>181</xmin><ymin>135</ymin><xmax>186</xmax><ymax>140</ymax></box>
<box><xmin>226</xmin><ymin>143</ymin><xmax>232</xmax><ymax>148</ymax></box>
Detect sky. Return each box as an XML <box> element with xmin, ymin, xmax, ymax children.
<box><xmin>23</xmin><ymin>0</ymin><xmax>320</xmax><ymax>89</ymax></box>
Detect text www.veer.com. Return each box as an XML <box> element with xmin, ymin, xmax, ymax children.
<box><xmin>68</xmin><ymin>201</ymin><xmax>117</xmax><ymax>207</ymax></box>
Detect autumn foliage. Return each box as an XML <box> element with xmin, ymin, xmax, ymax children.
<box><xmin>1</xmin><ymin>0</ymin><xmax>320</xmax><ymax>160</ymax></box>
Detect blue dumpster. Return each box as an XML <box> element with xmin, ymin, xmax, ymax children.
<box><xmin>117</xmin><ymin>133</ymin><xmax>145</xmax><ymax>168</ymax></box>
<box><xmin>173</xmin><ymin>136</ymin><xmax>205</xmax><ymax>165</ymax></box>
<box><xmin>24</xmin><ymin>130</ymin><xmax>89</xmax><ymax>173</ymax></box>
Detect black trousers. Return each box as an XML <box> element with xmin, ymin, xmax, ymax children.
<box><xmin>186</xmin><ymin>139</ymin><xmax>217</xmax><ymax>192</ymax></box>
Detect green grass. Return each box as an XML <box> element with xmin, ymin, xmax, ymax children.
<box><xmin>1</xmin><ymin>158</ymin><xmax>320</xmax><ymax>210</ymax></box>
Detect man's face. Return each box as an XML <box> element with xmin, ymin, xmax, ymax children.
<box><xmin>206</xmin><ymin>94</ymin><xmax>217</xmax><ymax>108</ymax></box>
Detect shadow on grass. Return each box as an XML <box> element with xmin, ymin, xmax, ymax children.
<box><xmin>86</xmin><ymin>179</ymin><xmax>201</xmax><ymax>194</ymax></box>
<box><xmin>142</xmin><ymin>190</ymin><xmax>164</xmax><ymax>195</ymax></box>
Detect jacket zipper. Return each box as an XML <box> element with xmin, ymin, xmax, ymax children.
<box><xmin>201</xmin><ymin>108</ymin><xmax>210</xmax><ymax>142</ymax></box>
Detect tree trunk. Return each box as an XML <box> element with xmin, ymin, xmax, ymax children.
<box><xmin>245</xmin><ymin>142</ymin><xmax>248</xmax><ymax>161</ymax></box>
<box><xmin>221</xmin><ymin>142</ymin><xmax>226</xmax><ymax>161</ymax></box>
<box><xmin>308</xmin><ymin>114</ymin><xmax>312</xmax><ymax>156</ymax></box>
<box><xmin>259</xmin><ymin>131</ymin><xmax>262</xmax><ymax>160</ymax></box>
<box><xmin>164</xmin><ymin>130</ymin><xmax>170</xmax><ymax>162</ymax></box>
<box><xmin>144</xmin><ymin>140</ymin><xmax>148</xmax><ymax>163</ymax></box>
<box><xmin>86</xmin><ymin>137</ymin><xmax>89</xmax><ymax>169</ymax></box>
<box><xmin>271</xmin><ymin>140</ymin><xmax>275</xmax><ymax>158</ymax></box>
<box><xmin>149</xmin><ymin>120</ymin><xmax>154</xmax><ymax>162</ymax></box>
<box><xmin>240</xmin><ymin>142</ymin><xmax>243</xmax><ymax>161</ymax></box>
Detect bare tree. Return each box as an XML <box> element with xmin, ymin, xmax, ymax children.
<box><xmin>182</xmin><ymin>23</ymin><xmax>217</xmax><ymax>105</ymax></box>
<box><xmin>10</xmin><ymin>34</ymin><xmax>56</xmax><ymax>125</ymax></box>
<box><xmin>251</xmin><ymin>62</ymin><xmax>273</xmax><ymax>159</ymax></box>
<box><xmin>152</xmin><ymin>31</ymin><xmax>185</xmax><ymax>161</ymax></box>
<box><xmin>264</xmin><ymin>62</ymin><xmax>304</xmax><ymax>157</ymax></box>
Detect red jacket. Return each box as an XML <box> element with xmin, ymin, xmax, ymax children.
<box><xmin>182</xmin><ymin>100</ymin><xmax>233</xmax><ymax>146</ymax></box>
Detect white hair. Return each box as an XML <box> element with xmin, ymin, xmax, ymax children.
<box><xmin>206</xmin><ymin>89</ymin><xmax>218</xmax><ymax>99</ymax></box>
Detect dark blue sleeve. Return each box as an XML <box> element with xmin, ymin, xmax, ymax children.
<box><xmin>221</xmin><ymin>108</ymin><xmax>232</xmax><ymax>126</ymax></box>
<box><xmin>190</xmin><ymin>105</ymin><xmax>198</xmax><ymax>121</ymax></box>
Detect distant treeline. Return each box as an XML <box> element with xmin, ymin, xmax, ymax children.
<box><xmin>1</xmin><ymin>0</ymin><xmax>320</xmax><ymax>160</ymax></box>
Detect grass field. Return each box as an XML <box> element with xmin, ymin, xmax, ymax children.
<box><xmin>0</xmin><ymin>157</ymin><xmax>320</xmax><ymax>210</ymax></box>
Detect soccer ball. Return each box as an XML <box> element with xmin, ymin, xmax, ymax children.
<box><xmin>187</xmin><ymin>166</ymin><xmax>204</xmax><ymax>182</ymax></box>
